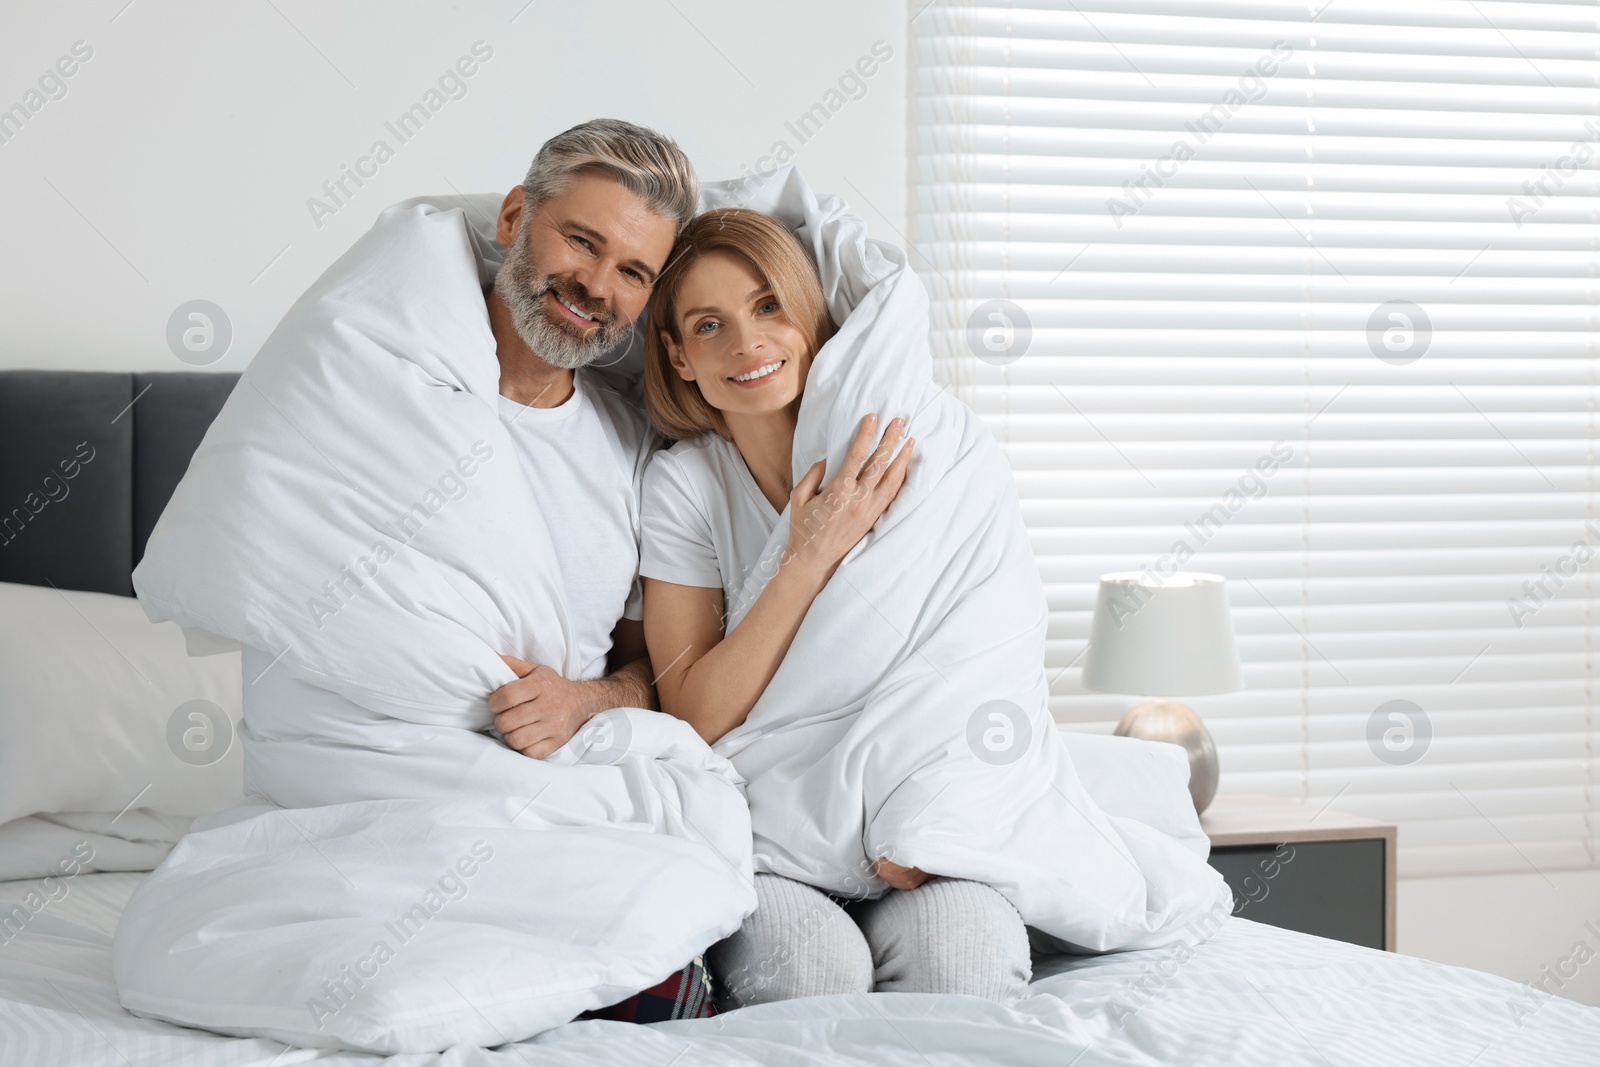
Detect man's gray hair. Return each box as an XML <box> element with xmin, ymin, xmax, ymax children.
<box><xmin>523</xmin><ymin>118</ymin><xmax>697</xmax><ymax>234</ymax></box>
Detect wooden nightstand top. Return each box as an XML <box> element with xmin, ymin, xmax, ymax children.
<box><xmin>1201</xmin><ymin>793</ymin><xmax>1397</xmax><ymax>849</ymax></box>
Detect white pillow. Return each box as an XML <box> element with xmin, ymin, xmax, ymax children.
<box><xmin>0</xmin><ymin>809</ymin><xmax>192</xmax><ymax>881</ymax></box>
<box><xmin>0</xmin><ymin>582</ymin><xmax>244</xmax><ymax>827</ymax></box>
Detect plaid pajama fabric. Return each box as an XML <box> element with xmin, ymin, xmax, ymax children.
<box><xmin>582</xmin><ymin>956</ymin><xmax>717</xmax><ymax>1024</ymax></box>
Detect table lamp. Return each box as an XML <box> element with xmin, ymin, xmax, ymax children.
<box><xmin>1080</xmin><ymin>572</ymin><xmax>1242</xmax><ymax>814</ymax></box>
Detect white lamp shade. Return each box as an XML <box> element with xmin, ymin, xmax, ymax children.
<box><xmin>1080</xmin><ymin>572</ymin><xmax>1243</xmax><ymax>697</ymax></box>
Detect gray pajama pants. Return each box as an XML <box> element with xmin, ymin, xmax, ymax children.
<box><xmin>707</xmin><ymin>873</ymin><xmax>1032</xmax><ymax>1008</ymax></box>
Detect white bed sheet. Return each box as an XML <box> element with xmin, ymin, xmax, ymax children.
<box><xmin>2</xmin><ymin>872</ymin><xmax>1593</xmax><ymax>1066</ymax></box>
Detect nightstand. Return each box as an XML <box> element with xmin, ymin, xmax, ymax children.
<box><xmin>1200</xmin><ymin>793</ymin><xmax>1397</xmax><ymax>952</ymax></box>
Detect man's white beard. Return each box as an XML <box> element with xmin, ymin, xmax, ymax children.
<box><xmin>494</xmin><ymin>222</ymin><xmax>628</xmax><ymax>371</ymax></box>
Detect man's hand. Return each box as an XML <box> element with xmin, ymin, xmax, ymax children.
<box><xmin>489</xmin><ymin>654</ymin><xmax>602</xmax><ymax>759</ymax></box>
<box><xmin>874</xmin><ymin>858</ymin><xmax>928</xmax><ymax>891</ymax></box>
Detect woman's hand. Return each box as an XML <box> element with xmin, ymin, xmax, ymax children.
<box><xmin>786</xmin><ymin>414</ymin><xmax>914</xmax><ymax>577</ymax></box>
<box><xmin>645</xmin><ymin>415</ymin><xmax>913</xmax><ymax>746</ymax></box>
<box><xmin>874</xmin><ymin>858</ymin><xmax>929</xmax><ymax>891</ymax></box>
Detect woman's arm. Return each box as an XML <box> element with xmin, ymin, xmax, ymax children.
<box><xmin>645</xmin><ymin>415</ymin><xmax>914</xmax><ymax>744</ymax></box>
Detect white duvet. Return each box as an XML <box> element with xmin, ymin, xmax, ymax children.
<box><xmin>115</xmin><ymin>167</ymin><xmax>1224</xmax><ymax>1054</ymax></box>
<box><xmin>117</xmin><ymin>195</ymin><xmax>755</xmax><ymax>1053</ymax></box>
<box><xmin>696</xmin><ymin>169</ymin><xmax>1233</xmax><ymax>952</ymax></box>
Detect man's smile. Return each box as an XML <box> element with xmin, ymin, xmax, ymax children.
<box><xmin>550</xmin><ymin>290</ymin><xmax>599</xmax><ymax>326</ymax></box>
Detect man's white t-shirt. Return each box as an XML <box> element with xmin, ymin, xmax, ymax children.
<box><xmin>638</xmin><ymin>433</ymin><xmax>784</xmax><ymax>620</ymax></box>
<box><xmin>498</xmin><ymin>370</ymin><xmax>658</xmax><ymax>681</ymax></box>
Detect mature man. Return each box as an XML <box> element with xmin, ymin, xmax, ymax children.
<box><xmin>124</xmin><ymin>119</ymin><xmax>744</xmax><ymax>1040</ymax></box>
<box><xmin>481</xmin><ymin>119</ymin><xmax>694</xmax><ymax>759</ymax></box>
<box><xmin>471</xmin><ymin>122</ymin><xmax>729</xmax><ymax>1024</ymax></box>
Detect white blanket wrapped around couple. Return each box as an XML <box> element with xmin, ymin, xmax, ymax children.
<box><xmin>700</xmin><ymin>170</ymin><xmax>1233</xmax><ymax>953</ymax></box>
<box><xmin>120</xmin><ymin>160</ymin><xmax>1227</xmax><ymax>1054</ymax></box>
<box><xmin>119</xmin><ymin>193</ymin><xmax>755</xmax><ymax>1053</ymax></box>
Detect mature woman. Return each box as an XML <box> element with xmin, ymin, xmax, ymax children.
<box><xmin>638</xmin><ymin>208</ymin><xmax>1032</xmax><ymax>1007</ymax></box>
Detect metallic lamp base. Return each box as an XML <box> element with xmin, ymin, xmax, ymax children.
<box><xmin>1113</xmin><ymin>700</ymin><xmax>1219</xmax><ymax>815</ymax></box>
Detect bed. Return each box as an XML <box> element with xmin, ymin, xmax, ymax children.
<box><xmin>1</xmin><ymin>370</ymin><xmax>1595</xmax><ymax>1065</ymax></box>
<box><xmin>4</xmin><ymin>869</ymin><xmax>1595</xmax><ymax>1066</ymax></box>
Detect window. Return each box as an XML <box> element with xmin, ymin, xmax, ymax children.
<box><xmin>911</xmin><ymin>0</ymin><xmax>1599</xmax><ymax>877</ymax></box>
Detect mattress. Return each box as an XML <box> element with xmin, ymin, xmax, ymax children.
<box><xmin>1</xmin><ymin>872</ymin><xmax>1593</xmax><ymax>1066</ymax></box>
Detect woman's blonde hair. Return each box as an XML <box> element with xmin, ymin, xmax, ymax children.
<box><xmin>644</xmin><ymin>209</ymin><xmax>835</xmax><ymax>440</ymax></box>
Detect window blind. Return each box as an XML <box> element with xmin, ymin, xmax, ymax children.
<box><xmin>910</xmin><ymin>0</ymin><xmax>1599</xmax><ymax>877</ymax></box>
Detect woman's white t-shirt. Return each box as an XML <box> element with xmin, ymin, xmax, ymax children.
<box><xmin>639</xmin><ymin>434</ymin><xmax>785</xmax><ymax>617</ymax></box>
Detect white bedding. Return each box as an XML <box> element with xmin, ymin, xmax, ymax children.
<box><xmin>68</xmin><ymin>176</ymin><xmax>1591</xmax><ymax>1060</ymax></box>
<box><xmin>6</xmin><ymin>871</ymin><xmax>1593</xmax><ymax>1066</ymax></box>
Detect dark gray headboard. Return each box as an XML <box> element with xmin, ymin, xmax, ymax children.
<box><xmin>0</xmin><ymin>371</ymin><xmax>239</xmax><ymax>597</ymax></box>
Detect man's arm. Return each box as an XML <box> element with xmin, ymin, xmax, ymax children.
<box><xmin>592</xmin><ymin>616</ymin><xmax>655</xmax><ymax>712</ymax></box>
<box><xmin>488</xmin><ymin>618</ymin><xmax>656</xmax><ymax>759</ymax></box>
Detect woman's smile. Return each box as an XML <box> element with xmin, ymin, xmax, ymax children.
<box><xmin>729</xmin><ymin>359</ymin><xmax>787</xmax><ymax>387</ymax></box>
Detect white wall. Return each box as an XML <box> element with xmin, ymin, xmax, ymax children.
<box><xmin>0</xmin><ymin>0</ymin><xmax>906</xmax><ymax>372</ymax></box>
<box><xmin>1399</xmin><ymin>868</ymin><xmax>1600</xmax><ymax>1008</ymax></box>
